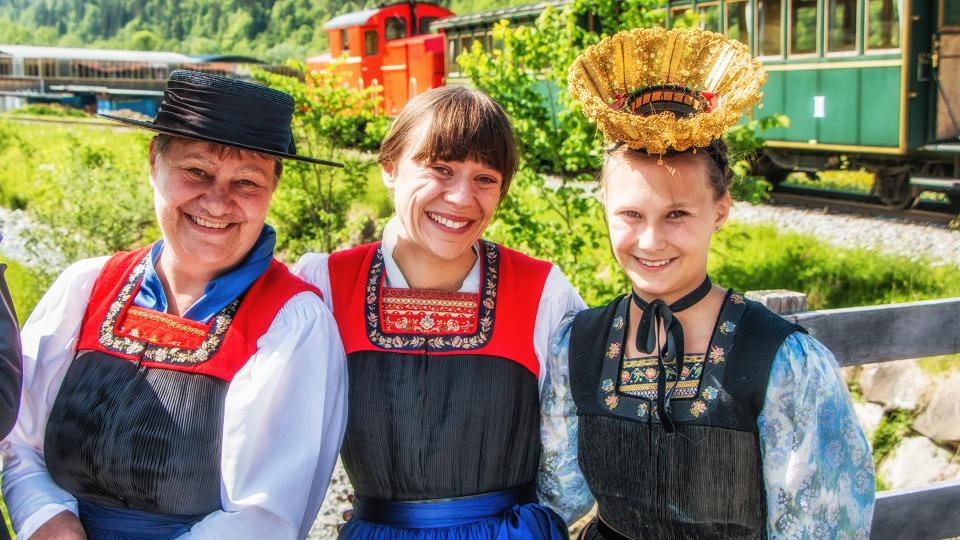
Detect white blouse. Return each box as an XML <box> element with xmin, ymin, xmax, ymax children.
<box><xmin>0</xmin><ymin>256</ymin><xmax>349</xmax><ymax>540</ymax></box>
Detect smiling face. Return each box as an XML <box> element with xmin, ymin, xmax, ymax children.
<box><xmin>149</xmin><ymin>136</ymin><xmax>277</xmax><ymax>278</ymax></box>
<box><xmin>602</xmin><ymin>150</ymin><xmax>730</xmax><ymax>304</ymax></box>
<box><xmin>383</xmin><ymin>118</ymin><xmax>503</xmax><ymax>265</ymax></box>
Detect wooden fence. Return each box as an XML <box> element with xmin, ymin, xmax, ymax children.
<box><xmin>750</xmin><ymin>292</ymin><xmax>960</xmax><ymax>540</ymax></box>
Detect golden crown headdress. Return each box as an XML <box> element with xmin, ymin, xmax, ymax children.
<box><xmin>568</xmin><ymin>27</ymin><xmax>767</xmax><ymax>155</ymax></box>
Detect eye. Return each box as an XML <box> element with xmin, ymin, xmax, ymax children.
<box><xmin>429</xmin><ymin>164</ymin><xmax>452</xmax><ymax>177</ymax></box>
<box><xmin>667</xmin><ymin>210</ymin><xmax>689</xmax><ymax>219</ymax></box>
<box><xmin>620</xmin><ymin>210</ymin><xmax>642</xmax><ymax>219</ymax></box>
<box><xmin>188</xmin><ymin>168</ymin><xmax>208</xmax><ymax>179</ymax></box>
<box><xmin>476</xmin><ymin>175</ymin><xmax>500</xmax><ymax>186</ymax></box>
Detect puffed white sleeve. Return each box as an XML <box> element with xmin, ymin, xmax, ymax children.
<box><xmin>183</xmin><ymin>291</ymin><xmax>348</xmax><ymax>540</ymax></box>
<box><xmin>1</xmin><ymin>256</ymin><xmax>108</xmax><ymax>539</ymax></box>
<box><xmin>291</xmin><ymin>253</ymin><xmax>333</xmax><ymax>312</ymax></box>
<box><xmin>534</xmin><ymin>266</ymin><xmax>586</xmax><ymax>390</ymax></box>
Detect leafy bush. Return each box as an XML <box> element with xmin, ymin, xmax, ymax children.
<box><xmin>252</xmin><ymin>62</ymin><xmax>393</xmax><ymax>255</ymax></box>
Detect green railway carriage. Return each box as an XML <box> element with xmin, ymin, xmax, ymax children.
<box><xmin>666</xmin><ymin>0</ymin><xmax>960</xmax><ymax>206</ymax></box>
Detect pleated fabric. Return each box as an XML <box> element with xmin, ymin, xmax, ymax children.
<box><xmin>576</xmin><ymin>415</ymin><xmax>766</xmax><ymax>539</ymax></box>
<box><xmin>45</xmin><ymin>351</ymin><xmax>226</xmax><ymax>516</ymax></box>
<box><xmin>340</xmin><ymin>351</ymin><xmax>542</xmax><ymax>501</ymax></box>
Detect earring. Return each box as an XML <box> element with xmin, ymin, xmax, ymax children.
<box><xmin>715</xmin><ymin>226</ymin><xmax>721</xmax><ymax>232</ymax></box>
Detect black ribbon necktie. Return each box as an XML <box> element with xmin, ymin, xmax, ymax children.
<box><xmin>631</xmin><ymin>276</ymin><xmax>712</xmax><ymax>433</ymax></box>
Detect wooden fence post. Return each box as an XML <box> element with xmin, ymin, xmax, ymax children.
<box><xmin>745</xmin><ymin>289</ymin><xmax>808</xmax><ymax>315</ymax></box>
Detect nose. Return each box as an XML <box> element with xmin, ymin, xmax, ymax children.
<box><xmin>443</xmin><ymin>175</ymin><xmax>474</xmax><ymax>207</ymax></box>
<box><xmin>198</xmin><ymin>181</ymin><xmax>233</xmax><ymax>217</ymax></box>
<box><xmin>636</xmin><ymin>222</ymin><xmax>666</xmax><ymax>253</ymax></box>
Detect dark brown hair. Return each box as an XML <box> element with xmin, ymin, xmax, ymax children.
<box><xmin>378</xmin><ymin>86</ymin><xmax>518</xmax><ymax>201</ymax></box>
<box><xmin>600</xmin><ymin>138</ymin><xmax>733</xmax><ymax>200</ymax></box>
<box><xmin>152</xmin><ymin>134</ymin><xmax>284</xmax><ymax>185</ymax></box>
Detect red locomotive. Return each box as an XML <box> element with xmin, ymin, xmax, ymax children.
<box><xmin>307</xmin><ymin>1</ymin><xmax>455</xmax><ymax>115</ymax></box>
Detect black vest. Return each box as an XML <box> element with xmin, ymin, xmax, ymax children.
<box><xmin>569</xmin><ymin>293</ymin><xmax>803</xmax><ymax>540</ymax></box>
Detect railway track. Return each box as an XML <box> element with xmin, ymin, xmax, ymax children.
<box><xmin>770</xmin><ymin>185</ymin><xmax>959</xmax><ymax>226</ymax></box>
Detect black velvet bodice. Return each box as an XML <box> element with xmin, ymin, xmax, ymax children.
<box><xmin>340</xmin><ymin>351</ymin><xmax>541</xmax><ymax>501</ymax></box>
<box><xmin>45</xmin><ymin>351</ymin><xmax>225</xmax><ymax>516</ymax></box>
<box><xmin>570</xmin><ymin>295</ymin><xmax>802</xmax><ymax>540</ymax></box>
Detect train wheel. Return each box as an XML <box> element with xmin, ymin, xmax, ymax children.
<box><xmin>753</xmin><ymin>155</ymin><xmax>791</xmax><ymax>185</ymax></box>
<box><xmin>874</xmin><ymin>167</ymin><xmax>918</xmax><ymax>209</ymax></box>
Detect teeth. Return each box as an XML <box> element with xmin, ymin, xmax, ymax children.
<box><xmin>639</xmin><ymin>258</ymin><xmax>671</xmax><ymax>267</ymax></box>
<box><xmin>428</xmin><ymin>212</ymin><xmax>469</xmax><ymax>230</ymax></box>
<box><xmin>191</xmin><ymin>215</ymin><xmax>230</xmax><ymax>229</ymax></box>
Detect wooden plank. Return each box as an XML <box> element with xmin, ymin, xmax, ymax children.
<box><xmin>871</xmin><ymin>480</ymin><xmax>960</xmax><ymax>539</ymax></box>
<box><xmin>782</xmin><ymin>298</ymin><xmax>960</xmax><ymax>366</ymax></box>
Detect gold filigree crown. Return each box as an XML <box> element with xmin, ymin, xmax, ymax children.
<box><xmin>568</xmin><ymin>27</ymin><xmax>767</xmax><ymax>154</ymax></box>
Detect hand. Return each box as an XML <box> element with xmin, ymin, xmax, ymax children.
<box><xmin>29</xmin><ymin>511</ymin><xmax>87</xmax><ymax>540</ymax></box>
<box><xmin>335</xmin><ymin>493</ymin><xmax>354</xmax><ymax>534</ymax></box>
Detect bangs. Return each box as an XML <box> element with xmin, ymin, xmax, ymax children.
<box><xmin>410</xmin><ymin>96</ymin><xmax>516</xmax><ymax>180</ymax></box>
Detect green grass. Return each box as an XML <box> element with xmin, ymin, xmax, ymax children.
<box><xmin>0</xmin><ymin>257</ymin><xmax>46</xmax><ymax>326</ymax></box>
<box><xmin>710</xmin><ymin>223</ymin><xmax>960</xmax><ymax>310</ymax></box>
<box><xmin>783</xmin><ymin>169</ymin><xmax>875</xmax><ymax>194</ymax></box>
<box><xmin>872</xmin><ymin>409</ymin><xmax>916</xmax><ymax>467</ymax></box>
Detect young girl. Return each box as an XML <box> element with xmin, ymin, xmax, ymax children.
<box><xmin>295</xmin><ymin>85</ymin><xmax>584</xmax><ymax>539</ymax></box>
<box><xmin>542</xmin><ymin>27</ymin><xmax>875</xmax><ymax>539</ymax></box>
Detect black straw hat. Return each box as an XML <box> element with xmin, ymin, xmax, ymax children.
<box><xmin>99</xmin><ymin>69</ymin><xmax>342</xmax><ymax>167</ymax></box>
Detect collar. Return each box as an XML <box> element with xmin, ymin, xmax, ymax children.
<box><xmin>380</xmin><ymin>217</ymin><xmax>481</xmax><ymax>293</ymax></box>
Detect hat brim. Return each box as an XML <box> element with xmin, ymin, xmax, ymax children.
<box><xmin>98</xmin><ymin>113</ymin><xmax>344</xmax><ymax>168</ymax></box>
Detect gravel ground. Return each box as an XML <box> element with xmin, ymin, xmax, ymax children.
<box><xmin>729</xmin><ymin>201</ymin><xmax>960</xmax><ymax>267</ymax></box>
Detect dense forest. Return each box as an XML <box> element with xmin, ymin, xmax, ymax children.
<box><xmin>0</xmin><ymin>0</ymin><xmax>529</xmax><ymax>61</ymax></box>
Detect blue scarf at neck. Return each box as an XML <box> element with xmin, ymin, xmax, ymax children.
<box><xmin>134</xmin><ymin>225</ymin><xmax>276</xmax><ymax>323</ymax></box>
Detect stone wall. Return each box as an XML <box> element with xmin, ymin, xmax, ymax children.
<box><xmin>846</xmin><ymin>360</ymin><xmax>960</xmax><ymax>490</ymax></box>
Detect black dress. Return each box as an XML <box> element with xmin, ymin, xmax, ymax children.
<box><xmin>568</xmin><ymin>291</ymin><xmax>802</xmax><ymax>540</ymax></box>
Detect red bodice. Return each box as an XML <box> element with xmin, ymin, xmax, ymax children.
<box><xmin>328</xmin><ymin>240</ymin><xmax>552</xmax><ymax>377</ymax></box>
<box><xmin>77</xmin><ymin>247</ymin><xmax>320</xmax><ymax>381</ymax></box>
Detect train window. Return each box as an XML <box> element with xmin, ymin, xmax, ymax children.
<box><xmin>697</xmin><ymin>3</ymin><xmax>722</xmax><ymax>32</ymax></box>
<box><xmin>42</xmin><ymin>59</ymin><xmax>55</xmax><ymax>78</ymax></box>
<box><xmin>669</xmin><ymin>5</ymin><xmax>691</xmax><ymax>27</ymax></box>
<box><xmin>827</xmin><ymin>0</ymin><xmax>858</xmax><ymax>53</ymax></box>
<box><xmin>386</xmin><ymin>17</ymin><xmax>407</xmax><ymax>40</ymax></box>
<box><xmin>419</xmin><ymin>17</ymin><xmax>439</xmax><ymax>34</ymax></box>
<box><xmin>789</xmin><ymin>0</ymin><xmax>819</xmax><ymax>55</ymax></box>
<box><xmin>364</xmin><ymin>30</ymin><xmax>378</xmax><ymax>56</ymax></box>
<box><xmin>866</xmin><ymin>0</ymin><xmax>901</xmax><ymax>50</ymax></box>
<box><xmin>340</xmin><ymin>29</ymin><xmax>349</xmax><ymax>54</ymax></box>
<box><xmin>0</xmin><ymin>57</ymin><xmax>11</xmax><ymax>76</ymax></box>
<box><xmin>725</xmin><ymin>0</ymin><xmax>750</xmax><ymax>46</ymax></box>
<box><xmin>448</xmin><ymin>36</ymin><xmax>460</xmax><ymax>72</ymax></box>
<box><xmin>460</xmin><ymin>36</ymin><xmax>472</xmax><ymax>55</ymax></box>
<box><xmin>757</xmin><ymin>0</ymin><xmax>782</xmax><ymax>57</ymax></box>
<box><xmin>943</xmin><ymin>0</ymin><xmax>960</xmax><ymax>26</ymax></box>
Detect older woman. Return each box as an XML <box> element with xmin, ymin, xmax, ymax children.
<box><xmin>1</xmin><ymin>70</ymin><xmax>348</xmax><ymax>540</ymax></box>
<box><xmin>295</xmin><ymin>86</ymin><xmax>585</xmax><ymax>539</ymax></box>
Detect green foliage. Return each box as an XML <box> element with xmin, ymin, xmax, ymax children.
<box><xmin>709</xmin><ymin>223</ymin><xmax>960</xmax><ymax>309</ymax></box>
<box><xmin>0</xmin><ymin>257</ymin><xmax>47</xmax><ymax>325</ymax></box>
<box><xmin>252</xmin><ymin>63</ymin><xmax>391</xmax><ymax>256</ymax></box>
<box><xmin>724</xmin><ymin>114</ymin><xmax>787</xmax><ymax>203</ymax></box>
<box><xmin>4</xmin><ymin>103</ymin><xmax>92</xmax><ymax>118</ymax></box>
<box><xmin>872</xmin><ymin>409</ymin><xmax>915</xmax><ymax>466</ymax></box>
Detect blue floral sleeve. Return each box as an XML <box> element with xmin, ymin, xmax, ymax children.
<box><xmin>537</xmin><ymin>313</ymin><xmax>596</xmax><ymax>524</ymax></box>
<box><xmin>758</xmin><ymin>332</ymin><xmax>875</xmax><ymax>539</ymax></box>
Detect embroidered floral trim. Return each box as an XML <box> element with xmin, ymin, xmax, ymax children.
<box><xmin>98</xmin><ymin>255</ymin><xmax>238</xmax><ymax>365</ymax></box>
<box><xmin>596</xmin><ymin>289</ymin><xmax>748</xmax><ymax>424</ymax></box>
<box><xmin>364</xmin><ymin>241</ymin><xmax>499</xmax><ymax>351</ymax></box>
<box><xmin>126</xmin><ymin>308</ymin><xmax>206</xmax><ymax>336</ymax></box>
<box><xmin>620</xmin><ymin>354</ymin><xmax>706</xmax><ymax>400</ymax></box>
<box><xmin>690</xmin><ymin>399</ymin><xmax>708</xmax><ymax>417</ymax></box>
<box><xmin>708</xmin><ymin>345</ymin><xmax>726</xmax><ymax>364</ymax></box>
<box><xmin>380</xmin><ymin>288</ymin><xmax>480</xmax><ymax>334</ymax></box>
